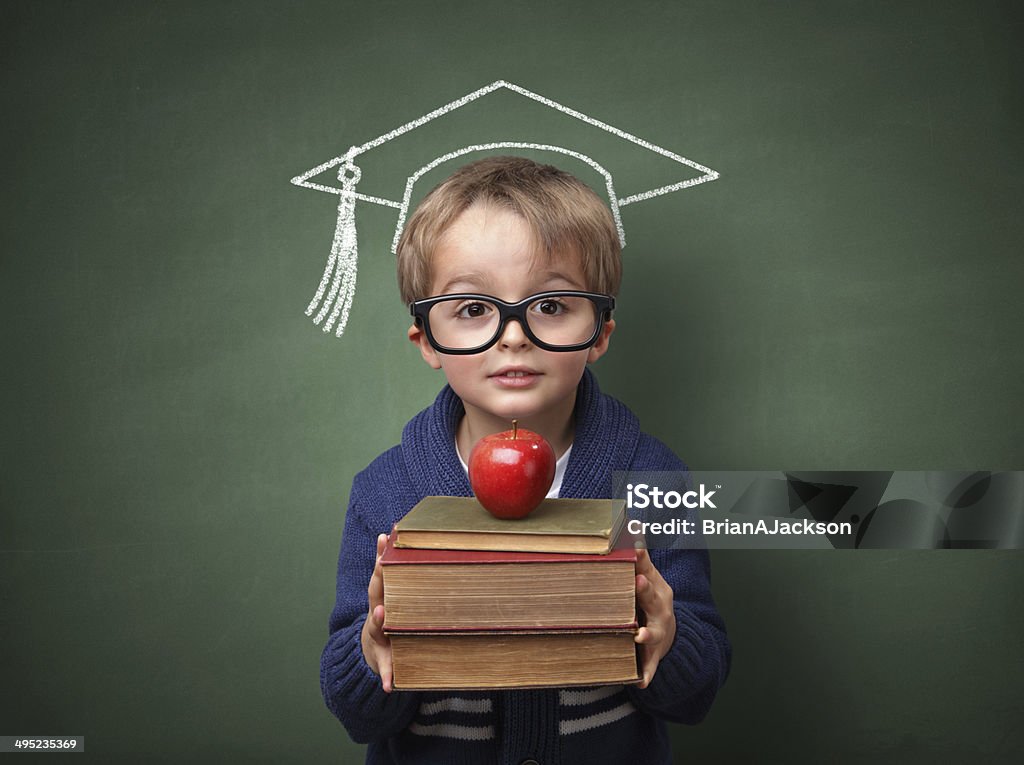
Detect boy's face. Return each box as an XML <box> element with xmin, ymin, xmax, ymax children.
<box><xmin>407</xmin><ymin>202</ymin><xmax>615</xmax><ymax>431</ymax></box>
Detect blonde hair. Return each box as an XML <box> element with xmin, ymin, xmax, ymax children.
<box><xmin>396</xmin><ymin>156</ymin><xmax>622</xmax><ymax>304</ymax></box>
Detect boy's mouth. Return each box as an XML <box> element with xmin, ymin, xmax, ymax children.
<box><xmin>490</xmin><ymin>366</ymin><xmax>541</xmax><ymax>378</ymax></box>
<box><xmin>489</xmin><ymin>367</ymin><xmax>542</xmax><ymax>386</ymax></box>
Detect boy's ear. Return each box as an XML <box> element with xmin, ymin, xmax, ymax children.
<box><xmin>408</xmin><ymin>322</ymin><xmax>443</xmax><ymax>370</ymax></box>
<box><xmin>586</xmin><ymin>318</ymin><xmax>615</xmax><ymax>364</ymax></box>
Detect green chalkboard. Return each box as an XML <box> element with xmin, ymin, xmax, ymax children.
<box><xmin>2</xmin><ymin>1</ymin><xmax>1022</xmax><ymax>762</ymax></box>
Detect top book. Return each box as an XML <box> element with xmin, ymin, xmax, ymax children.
<box><xmin>393</xmin><ymin>496</ymin><xmax>627</xmax><ymax>554</ymax></box>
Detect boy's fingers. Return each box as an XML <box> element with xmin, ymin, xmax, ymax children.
<box><xmin>367</xmin><ymin>571</ymin><xmax>384</xmax><ymax>609</ymax></box>
<box><xmin>635</xmin><ymin>574</ymin><xmax>662</xmax><ymax>615</ymax></box>
<box><xmin>634</xmin><ymin>622</ymin><xmax>667</xmax><ymax>688</ymax></box>
<box><xmin>634</xmin><ymin>623</ymin><xmax>663</xmax><ymax>645</ymax></box>
<box><xmin>639</xmin><ymin>634</ymin><xmax>662</xmax><ymax>688</ymax></box>
<box><xmin>638</xmin><ymin>550</ymin><xmax>667</xmax><ymax>587</ymax></box>
<box><xmin>634</xmin><ymin>628</ymin><xmax>650</xmax><ymax>688</ymax></box>
<box><xmin>380</xmin><ymin>648</ymin><xmax>394</xmax><ymax>694</ymax></box>
<box><xmin>632</xmin><ymin>550</ymin><xmax>672</xmax><ymax>690</ymax></box>
<box><xmin>642</xmin><ymin>657</ymin><xmax>657</xmax><ymax>688</ymax></box>
<box><xmin>365</xmin><ymin>605</ymin><xmax>387</xmax><ymax>643</ymax></box>
<box><xmin>634</xmin><ymin>547</ymin><xmax>652</xmax><ymax>574</ymax></box>
<box><xmin>369</xmin><ymin>533</ymin><xmax>387</xmax><ymax>602</ymax></box>
<box><xmin>373</xmin><ymin>606</ymin><xmax>395</xmax><ymax>693</ymax></box>
<box><xmin>635</xmin><ymin>549</ymin><xmax>670</xmax><ymax>594</ymax></box>
<box><xmin>368</xmin><ymin>553</ymin><xmax>385</xmax><ymax>608</ymax></box>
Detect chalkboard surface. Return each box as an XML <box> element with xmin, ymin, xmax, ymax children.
<box><xmin>3</xmin><ymin>1</ymin><xmax>1022</xmax><ymax>762</ymax></box>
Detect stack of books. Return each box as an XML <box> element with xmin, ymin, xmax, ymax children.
<box><xmin>381</xmin><ymin>496</ymin><xmax>640</xmax><ymax>690</ymax></box>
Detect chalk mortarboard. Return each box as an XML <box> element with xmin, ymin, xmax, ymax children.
<box><xmin>291</xmin><ymin>80</ymin><xmax>719</xmax><ymax>339</ymax></box>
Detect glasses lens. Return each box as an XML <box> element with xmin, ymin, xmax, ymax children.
<box><xmin>427</xmin><ymin>297</ymin><xmax>501</xmax><ymax>350</ymax></box>
<box><xmin>526</xmin><ymin>295</ymin><xmax>601</xmax><ymax>347</ymax></box>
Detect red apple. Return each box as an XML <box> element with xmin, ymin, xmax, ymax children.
<box><xmin>468</xmin><ymin>420</ymin><xmax>556</xmax><ymax>519</ymax></box>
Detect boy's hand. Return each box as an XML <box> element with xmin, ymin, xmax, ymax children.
<box><xmin>634</xmin><ymin>548</ymin><xmax>677</xmax><ymax>689</ymax></box>
<box><xmin>360</xmin><ymin>533</ymin><xmax>394</xmax><ymax>693</ymax></box>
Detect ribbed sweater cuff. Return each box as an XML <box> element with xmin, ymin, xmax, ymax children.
<box><xmin>322</xmin><ymin>617</ymin><xmax>415</xmax><ymax>740</ymax></box>
<box><xmin>640</xmin><ymin>604</ymin><xmax>707</xmax><ymax>705</ymax></box>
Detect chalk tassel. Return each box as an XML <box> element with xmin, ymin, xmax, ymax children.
<box><xmin>307</xmin><ymin>160</ymin><xmax>361</xmax><ymax>337</ymax></box>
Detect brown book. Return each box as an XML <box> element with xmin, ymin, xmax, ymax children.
<box><xmin>381</xmin><ymin>533</ymin><xmax>638</xmax><ymax>631</ymax></box>
<box><xmin>393</xmin><ymin>496</ymin><xmax>626</xmax><ymax>554</ymax></box>
<box><xmin>390</xmin><ymin>630</ymin><xmax>641</xmax><ymax>690</ymax></box>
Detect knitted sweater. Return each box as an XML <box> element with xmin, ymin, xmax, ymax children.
<box><xmin>321</xmin><ymin>369</ymin><xmax>731</xmax><ymax>764</ymax></box>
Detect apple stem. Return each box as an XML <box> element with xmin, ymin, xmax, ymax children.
<box><xmin>512</xmin><ymin>419</ymin><xmax>518</xmax><ymax>439</ymax></box>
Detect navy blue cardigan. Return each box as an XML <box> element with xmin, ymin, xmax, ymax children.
<box><xmin>321</xmin><ymin>369</ymin><xmax>731</xmax><ymax>764</ymax></box>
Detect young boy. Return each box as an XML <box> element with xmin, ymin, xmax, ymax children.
<box><xmin>321</xmin><ymin>156</ymin><xmax>731</xmax><ymax>764</ymax></box>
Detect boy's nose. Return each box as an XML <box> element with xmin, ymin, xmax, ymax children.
<box><xmin>497</xmin><ymin>317</ymin><xmax>532</xmax><ymax>349</ymax></box>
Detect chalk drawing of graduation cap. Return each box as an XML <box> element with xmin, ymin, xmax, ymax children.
<box><xmin>291</xmin><ymin>80</ymin><xmax>719</xmax><ymax>339</ymax></box>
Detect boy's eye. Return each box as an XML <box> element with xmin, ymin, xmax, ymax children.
<box><xmin>454</xmin><ymin>300</ymin><xmax>493</xmax><ymax>319</ymax></box>
<box><xmin>532</xmin><ymin>299</ymin><xmax>568</xmax><ymax>316</ymax></box>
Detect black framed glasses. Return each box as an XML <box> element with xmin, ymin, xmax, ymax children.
<box><xmin>410</xmin><ymin>290</ymin><xmax>615</xmax><ymax>354</ymax></box>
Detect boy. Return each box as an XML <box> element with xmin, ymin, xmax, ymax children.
<box><xmin>321</xmin><ymin>156</ymin><xmax>731</xmax><ymax>764</ymax></box>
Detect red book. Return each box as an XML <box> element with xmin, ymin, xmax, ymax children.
<box><xmin>380</xmin><ymin>531</ymin><xmax>639</xmax><ymax>632</ymax></box>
